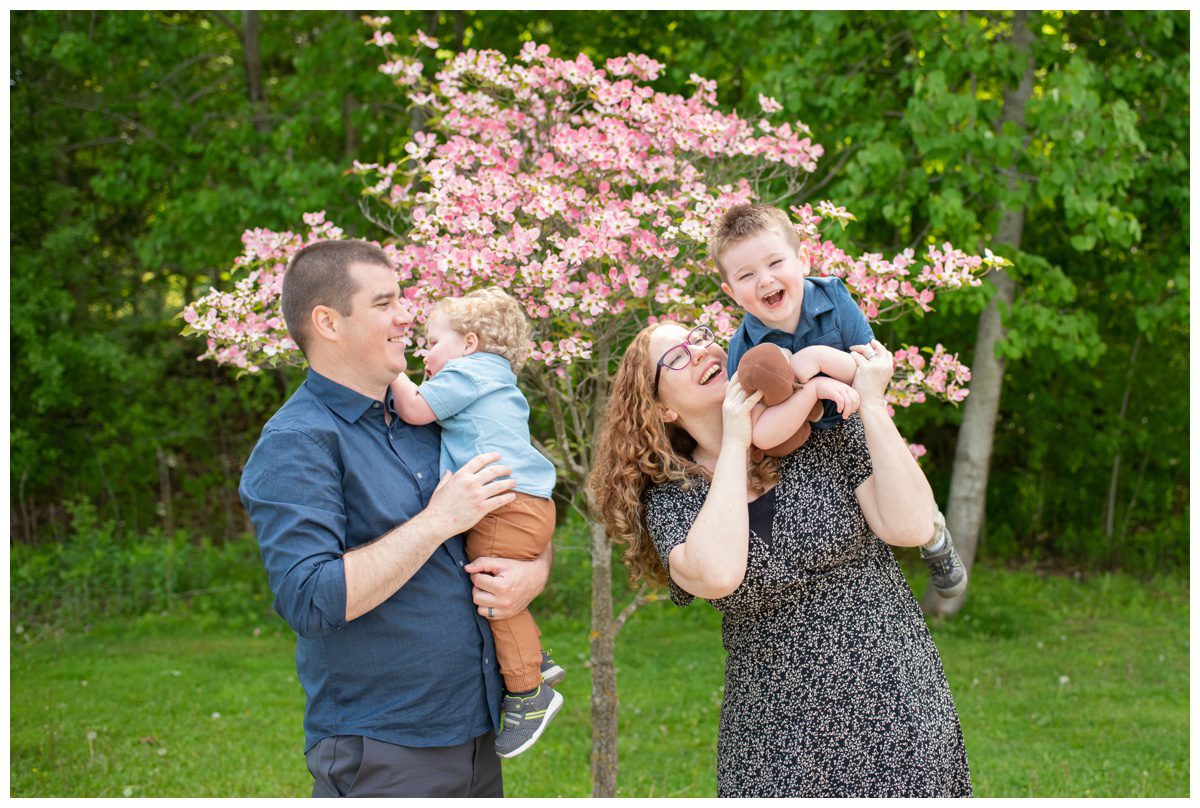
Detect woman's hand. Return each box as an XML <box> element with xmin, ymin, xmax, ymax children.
<box><xmin>849</xmin><ymin>339</ymin><xmax>895</xmax><ymax>409</ymax></box>
<box><xmin>722</xmin><ymin>375</ymin><xmax>763</xmax><ymax>449</ymax></box>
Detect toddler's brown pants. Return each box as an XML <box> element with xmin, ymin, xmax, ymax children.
<box><xmin>465</xmin><ymin>492</ymin><xmax>556</xmax><ymax>693</ymax></box>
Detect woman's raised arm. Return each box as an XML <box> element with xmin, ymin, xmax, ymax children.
<box><xmin>668</xmin><ymin>381</ymin><xmax>761</xmax><ymax>599</ymax></box>
<box><xmin>850</xmin><ymin>340</ymin><xmax>938</xmax><ymax>547</ymax></box>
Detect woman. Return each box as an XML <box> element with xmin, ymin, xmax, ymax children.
<box><xmin>590</xmin><ymin>322</ymin><xmax>971</xmax><ymax>797</ymax></box>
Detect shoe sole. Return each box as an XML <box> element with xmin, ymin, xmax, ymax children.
<box><xmin>934</xmin><ymin>576</ymin><xmax>968</xmax><ymax>598</ymax></box>
<box><xmin>541</xmin><ymin>664</ymin><xmax>565</xmax><ymax>688</ymax></box>
<box><xmin>496</xmin><ymin>689</ymin><xmax>564</xmax><ymax>759</ymax></box>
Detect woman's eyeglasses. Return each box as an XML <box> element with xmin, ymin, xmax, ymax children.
<box><xmin>652</xmin><ymin>324</ymin><xmax>716</xmax><ymax>398</ymax></box>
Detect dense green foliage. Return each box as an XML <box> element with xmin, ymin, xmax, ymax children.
<box><xmin>10</xmin><ymin>525</ymin><xmax>1189</xmax><ymax>796</ymax></box>
<box><xmin>10</xmin><ymin>11</ymin><xmax>1188</xmax><ymax>570</ymax></box>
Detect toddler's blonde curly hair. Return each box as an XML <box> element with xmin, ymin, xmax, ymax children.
<box><xmin>431</xmin><ymin>287</ymin><xmax>532</xmax><ymax>372</ymax></box>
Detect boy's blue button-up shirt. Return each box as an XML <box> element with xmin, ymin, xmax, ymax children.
<box><xmin>418</xmin><ymin>352</ymin><xmax>556</xmax><ymax>499</ymax></box>
<box><xmin>726</xmin><ymin>276</ymin><xmax>875</xmax><ymax>430</ymax></box>
<box><xmin>239</xmin><ymin>369</ymin><xmax>502</xmax><ymax>752</ymax></box>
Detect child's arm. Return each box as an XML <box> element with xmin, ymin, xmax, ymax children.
<box><xmin>390</xmin><ymin>373</ymin><xmax>438</xmax><ymax>426</ymax></box>
<box><xmin>790</xmin><ymin>345</ymin><xmax>858</xmax><ymax>385</ymax></box>
<box><xmin>751</xmin><ymin>377</ymin><xmax>860</xmax><ymax>450</ymax></box>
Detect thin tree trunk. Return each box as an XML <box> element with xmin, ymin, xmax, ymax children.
<box><xmin>1104</xmin><ymin>333</ymin><xmax>1141</xmax><ymax>542</ymax></box>
<box><xmin>587</xmin><ymin>508</ymin><xmax>618</xmax><ymax>797</ymax></box>
<box><xmin>156</xmin><ymin>444</ymin><xmax>175</xmax><ymax>540</ymax></box>
<box><xmin>343</xmin><ymin>93</ymin><xmax>359</xmax><ymax>160</ymax></box>
<box><xmin>923</xmin><ymin>11</ymin><xmax>1035</xmax><ymax>617</ymax></box>
<box><xmin>241</xmin><ymin>11</ymin><xmax>270</xmax><ymax>135</ymax></box>
<box><xmin>1118</xmin><ymin>445</ymin><xmax>1152</xmax><ymax>542</ymax></box>
<box><xmin>341</xmin><ymin>11</ymin><xmax>360</xmax><ymax>160</ymax></box>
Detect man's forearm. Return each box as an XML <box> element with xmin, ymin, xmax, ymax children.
<box><xmin>343</xmin><ymin>508</ymin><xmax>450</xmax><ymax>621</ymax></box>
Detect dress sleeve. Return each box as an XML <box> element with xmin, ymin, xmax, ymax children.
<box><xmin>642</xmin><ymin>480</ymin><xmax>703</xmax><ymax>607</ymax></box>
<box><xmin>840</xmin><ymin>413</ymin><xmax>875</xmax><ymax>491</ymax></box>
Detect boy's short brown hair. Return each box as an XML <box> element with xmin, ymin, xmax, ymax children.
<box><xmin>282</xmin><ymin>240</ymin><xmax>393</xmax><ymax>356</ymax></box>
<box><xmin>708</xmin><ymin>204</ymin><xmax>802</xmax><ymax>281</ymax></box>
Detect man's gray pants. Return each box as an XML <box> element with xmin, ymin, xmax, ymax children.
<box><xmin>306</xmin><ymin>732</ymin><xmax>503</xmax><ymax>797</ymax></box>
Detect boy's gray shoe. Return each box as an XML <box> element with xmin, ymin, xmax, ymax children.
<box><xmin>495</xmin><ymin>684</ymin><xmax>563</xmax><ymax>759</ymax></box>
<box><xmin>540</xmin><ymin>650</ymin><xmax>565</xmax><ymax>687</ymax></box>
<box><xmin>921</xmin><ymin>510</ymin><xmax>968</xmax><ymax>598</ymax></box>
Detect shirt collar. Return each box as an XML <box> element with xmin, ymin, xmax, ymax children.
<box><xmin>305</xmin><ymin>369</ymin><xmax>382</xmax><ymax>424</ymax></box>
<box><xmin>741</xmin><ymin>277</ymin><xmax>836</xmax><ymax>341</ymax></box>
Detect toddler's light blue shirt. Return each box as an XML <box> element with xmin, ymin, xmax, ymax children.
<box><xmin>418</xmin><ymin>352</ymin><xmax>556</xmax><ymax>499</ymax></box>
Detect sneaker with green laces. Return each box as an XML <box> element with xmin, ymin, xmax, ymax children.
<box><xmin>495</xmin><ymin>684</ymin><xmax>563</xmax><ymax>759</ymax></box>
<box><xmin>921</xmin><ymin>510</ymin><xmax>968</xmax><ymax>598</ymax></box>
<box><xmin>540</xmin><ymin>650</ymin><xmax>565</xmax><ymax>687</ymax></box>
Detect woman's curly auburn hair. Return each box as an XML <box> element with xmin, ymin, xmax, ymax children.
<box><xmin>432</xmin><ymin>286</ymin><xmax>531</xmax><ymax>372</ymax></box>
<box><xmin>589</xmin><ymin>321</ymin><xmax>779</xmax><ymax>586</ymax></box>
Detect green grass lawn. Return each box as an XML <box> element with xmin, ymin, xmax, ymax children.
<box><xmin>10</xmin><ymin>564</ymin><xmax>1188</xmax><ymax>797</ymax></box>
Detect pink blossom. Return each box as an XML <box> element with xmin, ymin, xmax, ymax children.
<box><xmin>758</xmin><ymin>93</ymin><xmax>783</xmax><ymax>114</ymax></box>
<box><xmin>184</xmin><ymin>34</ymin><xmax>992</xmax><ymax>426</ymax></box>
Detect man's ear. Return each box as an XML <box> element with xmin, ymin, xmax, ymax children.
<box><xmin>310</xmin><ymin>305</ymin><xmax>340</xmax><ymax>343</ymax></box>
<box><xmin>462</xmin><ymin>331</ymin><xmax>480</xmax><ymax>355</ymax></box>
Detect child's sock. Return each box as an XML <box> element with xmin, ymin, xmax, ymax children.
<box><xmin>510</xmin><ymin>687</ymin><xmax>538</xmax><ymax>698</ymax></box>
<box><xmin>922</xmin><ymin>531</ymin><xmax>947</xmax><ymax>553</ymax></box>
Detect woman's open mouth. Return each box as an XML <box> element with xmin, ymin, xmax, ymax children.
<box><xmin>699</xmin><ymin>363</ymin><xmax>722</xmax><ymax>385</ymax></box>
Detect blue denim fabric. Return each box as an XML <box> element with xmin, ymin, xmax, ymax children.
<box><xmin>417</xmin><ymin>352</ymin><xmax>556</xmax><ymax>499</ymax></box>
<box><xmin>239</xmin><ymin>369</ymin><xmax>502</xmax><ymax>752</ymax></box>
<box><xmin>727</xmin><ymin>276</ymin><xmax>875</xmax><ymax>430</ymax></box>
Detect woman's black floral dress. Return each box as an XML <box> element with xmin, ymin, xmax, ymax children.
<box><xmin>643</xmin><ymin>415</ymin><xmax>971</xmax><ymax>797</ymax></box>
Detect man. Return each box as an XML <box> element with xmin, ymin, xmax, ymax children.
<box><xmin>239</xmin><ymin>239</ymin><xmax>551</xmax><ymax>797</ymax></box>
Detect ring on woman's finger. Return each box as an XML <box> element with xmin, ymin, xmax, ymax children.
<box><xmin>487</xmin><ymin>606</ymin><xmax>495</xmax><ymax>619</ymax></box>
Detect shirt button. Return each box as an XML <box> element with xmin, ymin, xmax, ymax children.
<box><xmin>372</xmin><ymin>402</ymin><xmax>380</xmax><ymax>409</ymax></box>
<box><xmin>416</xmin><ymin>472</ymin><xmax>423</xmax><ymax>479</ymax></box>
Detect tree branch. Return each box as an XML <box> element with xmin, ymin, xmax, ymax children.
<box><xmin>50</xmin><ymin>96</ymin><xmax>156</xmax><ymax>140</ymax></box>
<box><xmin>614</xmin><ymin>583</ymin><xmax>658</xmax><ymax>635</ymax></box>
<box><xmin>791</xmin><ymin>143</ymin><xmax>859</xmax><ymax>205</ymax></box>
<box><xmin>208</xmin><ymin>11</ymin><xmax>240</xmax><ymax>35</ymax></box>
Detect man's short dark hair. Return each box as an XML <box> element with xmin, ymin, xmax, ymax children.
<box><xmin>282</xmin><ymin>240</ymin><xmax>393</xmax><ymax>355</ymax></box>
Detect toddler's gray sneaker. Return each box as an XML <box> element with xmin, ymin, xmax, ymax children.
<box><xmin>495</xmin><ymin>684</ymin><xmax>564</xmax><ymax>759</ymax></box>
<box><xmin>921</xmin><ymin>510</ymin><xmax>968</xmax><ymax>598</ymax></box>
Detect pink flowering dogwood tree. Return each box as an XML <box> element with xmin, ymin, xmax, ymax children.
<box><xmin>183</xmin><ymin>23</ymin><xmax>1007</xmax><ymax>795</ymax></box>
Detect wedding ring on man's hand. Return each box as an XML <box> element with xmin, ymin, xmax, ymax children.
<box><xmin>487</xmin><ymin>607</ymin><xmax>495</xmax><ymax>619</ymax></box>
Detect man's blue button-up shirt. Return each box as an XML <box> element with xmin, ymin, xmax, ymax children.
<box><xmin>239</xmin><ymin>369</ymin><xmax>502</xmax><ymax>752</ymax></box>
<box><xmin>726</xmin><ymin>276</ymin><xmax>875</xmax><ymax>430</ymax></box>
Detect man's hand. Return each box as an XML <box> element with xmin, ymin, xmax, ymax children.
<box><xmin>466</xmin><ymin>549</ymin><xmax>551</xmax><ymax>621</ymax></box>
<box><xmin>425</xmin><ymin>452</ymin><xmax>518</xmax><ymax>537</ymax></box>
